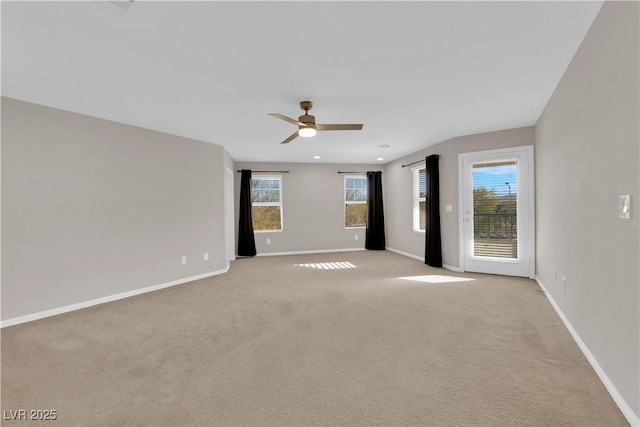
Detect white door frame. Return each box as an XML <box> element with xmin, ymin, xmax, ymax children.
<box><xmin>458</xmin><ymin>146</ymin><xmax>535</xmax><ymax>278</ymax></box>
<box><xmin>225</xmin><ymin>167</ymin><xmax>236</xmax><ymax>264</ymax></box>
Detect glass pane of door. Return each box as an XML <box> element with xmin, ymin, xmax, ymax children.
<box><xmin>472</xmin><ymin>160</ymin><xmax>518</xmax><ymax>259</ymax></box>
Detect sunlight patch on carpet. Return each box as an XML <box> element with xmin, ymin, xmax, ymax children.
<box><xmin>294</xmin><ymin>262</ymin><xmax>356</xmax><ymax>270</ymax></box>
<box><xmin>398</xmin><ymin>275</ymin><xmax>476</xmax><ymax>283</ymax></box>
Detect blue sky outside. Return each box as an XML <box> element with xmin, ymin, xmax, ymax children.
<box><xmin>472</xmin><ymin>163</ymin><xmax>517</xmax><ymax>196</ymax></box>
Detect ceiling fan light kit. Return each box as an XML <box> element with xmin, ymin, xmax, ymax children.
<box><xmin>298</xmin><ymin>127</ymin><xmax>316</xmax><ymax>137</ymax></box>
<box><xmin>298</xmin><ymin>111</ymin><xmax>316</xmax><ymax>137</ymax></box>
<box><xmin>269</xmin><ymin>100</ymin><xmax>363</xmax><ymax>144</ymax></box>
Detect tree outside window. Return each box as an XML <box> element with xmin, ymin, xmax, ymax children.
<box><xmin>345</xmin><ymin>175</ymin><xmax>367</xmax><ymax>228</ymax></box>
<box><xmin>251</xmin><ymin>176</ymin><xmax>282</xmax><ymax>231</ymax></box>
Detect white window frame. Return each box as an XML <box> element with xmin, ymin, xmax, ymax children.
<box><xmin>412</xmin><ymin>163</ymin><xmax>426</xmax><ymax>233</ymax></box>
<box><xmin>251</xmin><ymin>175</ymin><xmax>283</xmax><ymax>233</ymax></box>
<box><xmin>344</xmin><ymin>174</ymin><xmax>367</xmax><ymax>229</ymax></box>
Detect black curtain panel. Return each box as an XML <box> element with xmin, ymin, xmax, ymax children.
<box><xmin>425</xmin><ymin>155</ymin><xmax>443</xmax><ymax>267</ymax></box>
<box><xmin>365</xmin><ymin>171</ymin><xmax>386</xmax><ymax>250</ymax></box>
<box><xmin>237</xmin><ymin>169</ymin><xmax>257</xmax><ymax>257</ymax></box>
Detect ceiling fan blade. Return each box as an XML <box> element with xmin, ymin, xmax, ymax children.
<box><xmin>316</xmin><ymin>124</ymin><xmax>363</xmax><ymax>131</ymax></box>
<box><xmin>280</xmin><ymin>131</ymin><xmax>300</xmax><ymax>144</ymax></box>
<box><xmin>269</xmin><ymin>113</ymin><xmax>306</xmax><ymax>127</ymax></box>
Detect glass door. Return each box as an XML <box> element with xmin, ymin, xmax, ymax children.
<box><xmin>460</xmin><ymin>147</ymin><xmax>534</xmax><ymax>278</ymax></box>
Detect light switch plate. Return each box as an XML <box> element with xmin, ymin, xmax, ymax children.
<box><xmin>445</xmin><ymin>204</ymin><xmax>453</xmax><ymax>212</ymax></box>
<box><xmin>619</xmin><ymin>195</ymin><xmax>631</xmax><ymax>219</ymax></box>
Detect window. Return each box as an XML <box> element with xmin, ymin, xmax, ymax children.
<box><xmin>472</xmin><ymin>160</ymin><xmax>518</xmax><ymax>258</ymax></box>
<box><xmin>345</xmin><ymin>175</ymin><xmax>367</xmax><ymax>228</ymax></box>
<box><xmin>413</xmin><ymin>165</ymin><xmax>426</xmax><ymax>231</ymax></box>
<box><xmin>251</xmin><ymin>176</ymin><xmax>282</xmax><ymax>232</ymax></box>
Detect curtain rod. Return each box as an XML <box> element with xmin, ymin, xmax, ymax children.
<box><xmin>401</xmin><ymin>155</ymin><xmax>439</xmax><ymax>168</ymax></box>
<box><xmin>236</xmin><ymin>170</ymin><xmax>289</xmax><ymax>173</ymax></box>
<box><xmin>337</xmin><ymin>171</ymin><xmax>382</xmax><ymax>174</ymax></box>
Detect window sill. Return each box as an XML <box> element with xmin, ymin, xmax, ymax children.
<box><xmin>413</xmin><ymin>229</ymin><xmax>426</xmax><ymax>233</ymax></box>
<box><xmin>254</xmin><ymin>229</ymin><xmax>283</xmax><ymax>233</ymax></box>
<box><xmin>346</xmin><ymin>226</ymin><xmax>366</xmax><ymax>230</ymax></box>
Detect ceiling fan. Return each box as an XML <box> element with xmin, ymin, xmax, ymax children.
<box><xmin>269</xmin><ymin>101</ymin><xmax>363</xmax><ymax>144</ymax></box>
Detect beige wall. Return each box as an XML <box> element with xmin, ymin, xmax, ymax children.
<box><xmin>1</xmin><ymin>98</ymin><xmax>229</xmax><ymax>320</ymax></box>
<box><xmin>535</xmin><ymin>0</ymin><xmax>639</xmax><ymax>420</ymax></box>
<box><xmin>384</xmin><ymin>126</ymin><xmax>534</xmax><ymax>268</ymax></box>
<box><xmin>234</xmin><ymin>162</ymin><xmax>381</xmax><ymax>254</ymax></box>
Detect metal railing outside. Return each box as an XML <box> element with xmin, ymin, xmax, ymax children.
<box><xmin>473</xmin><ymin>213</ymin><xmax>517</xmax><ymax>258</ymax></box>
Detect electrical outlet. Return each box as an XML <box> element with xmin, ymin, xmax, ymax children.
<box><xmin>182</xmin><ymin>256</ymin><xmax>187</xmax><ymax>265</ymax></box>
<box><xmin>266</xmin><ymin>238</ymin><xmax>271</xmax><ymax>244</ymax></box>
<box><xmin>355</xmin><ymin>235</ymin><xmax>359</xmax><ymax>240</ymax></box>
<box><xmin>204</xmin><ymin>252</ymin><xmax>209</xmax><ymax>261</ymax></box>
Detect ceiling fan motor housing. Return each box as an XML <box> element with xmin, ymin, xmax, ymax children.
<box><xmin>298</xmin><ymin>114</ymin><xmax>316</xmax><ymax>127</ymax></box>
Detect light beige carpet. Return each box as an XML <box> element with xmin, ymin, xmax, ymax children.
<box><xmin>1</xmin><ymin>250</ymin><xmax>627</xmax><ymax>426</ymax></box>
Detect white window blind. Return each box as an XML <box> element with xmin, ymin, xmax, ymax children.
<box><xmin>472</xmin><ymin>160</ymin><xmax>517</xmax><ymax>258</ymax></box>
<box><xmin>413</xmin><ymin>166</ymin><xmax>426</xmax><ymax>231</ymax></box>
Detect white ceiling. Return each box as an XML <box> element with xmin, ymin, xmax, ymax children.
<box><xmin>2</xmin><ymin>1</ymin><xmax>603</xmax><ymax>164</ymax></box>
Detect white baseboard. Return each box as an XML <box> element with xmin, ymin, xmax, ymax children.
<box><xmin>536</xmin><ymin>276</ymin><xmax>639</xmax><ymax>427</ymax></box>
<box><xmin>385</xmin><ymin>247</ymin><xmax>423</xmax><ymax>261</ymax></box>
<box><xmin>386</xmin><ymin>247</ymin><xmax>463</xmax><ymax>273</ymax></box>
<box><xmin>442</xmin><ymin>264</ymin><xmax>463</xmax><ymax>272</ymax></box>
<box><xmin>255</xmin><ymin>248</ymin><xmax>365</xmax><ymax>257</ymax></box>
<box><xmin>1</xmin><ymin>266</ymin><xmax>230</xmax><ymax>328</ymax></box>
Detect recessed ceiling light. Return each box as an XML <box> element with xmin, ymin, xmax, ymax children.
<box><xmin>377</xmin><ymin>157</ymin><xmax>384</xmax><ymax>161</ymax></box>
<box><xmin>313</xmin><ymin>155</ymin><xmax>321</xmax><ymax>159</ymax></box>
